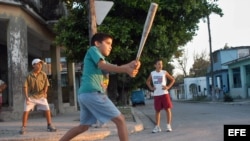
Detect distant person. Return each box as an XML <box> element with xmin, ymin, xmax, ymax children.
<box><xmin>59</xmin><ymin>33</ymin><xmax>141</xmax><ymax>141</ymax></box>
<box><xmin>146</xmin><ymin>59</ymin><xmax>175</xmax><ymax>133</ymax></box>
<box><xmin>222</xmin><ymin>85</ymin><xmax>227</xmax><ymax>95</ymax></box>
<box><xmin>215</xmin><ymin>85</ymin><xmax>220</xmax><ymax>100</ymax></box>
<box><xmin>19</xmin><ymin>58</ymin><xmax>57</xmax><ymax>134</ymax></box>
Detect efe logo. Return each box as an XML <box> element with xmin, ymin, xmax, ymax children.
<box><xmin>224</xmin><ymin>125</ymin><xmax>249</xmax><ymax>141</ymax></box>
<box><xmin>228</xmin><ymin>129</ymin><xmax>246</xmax><ymax>136</ymax></box>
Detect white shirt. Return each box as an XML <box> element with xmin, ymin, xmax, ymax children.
<box><xmin>151</xmin><ymin>70</ymin><xmax>168</xmax><ymax>96</ymax></box>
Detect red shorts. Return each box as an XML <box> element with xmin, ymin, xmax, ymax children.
<box><xmin>154</xmin><ymin>94</ymin><xmax>173</xmax><ymax>111</ymax></box>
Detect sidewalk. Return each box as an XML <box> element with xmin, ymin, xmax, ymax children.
<box><xmin>0</xmin><ymin>108</ymin><xmax>143</xmax><ymax>141</ymax></box>
<box><xmin>176</xmin><ymin>98</ymin><xmax>250</xmax><ymax>105</ymax></box>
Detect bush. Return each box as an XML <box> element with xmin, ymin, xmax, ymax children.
<box><xmin>224</xmin><ymin>94</ymin><xmax>233</xmax><ymax>102</ymax></box>
<box><xmin>193</xmin><ymin>95</ymin><xmax>208</xmax><ymax>101</ymax></box>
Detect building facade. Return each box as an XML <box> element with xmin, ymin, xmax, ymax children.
<box><xmin>224</xmin><ymin>55</ymin><xmax>250</xmax><ymax>99</ymax></box>
<box><xmin>0</xmin><ymin>0</ymin><xmax>78</xmax><ymax>121</ymax></box>
<box><xmin>207</xmin><ymin>46</ymin><xmax>250</xmax><ymax>100</ymax></box>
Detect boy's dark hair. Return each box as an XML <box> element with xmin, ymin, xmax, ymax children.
<box><xmin>154</xmin><ymin>58</ymin><xmax>163</xmax><ymax>64</ymax></box>
<box><xmin>91</xmin><ymin>33</ymin><xmax>113</xmax><ymax>46</ymax></box>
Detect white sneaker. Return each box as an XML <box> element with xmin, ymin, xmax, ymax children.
<box><xmin>166</xmin><ymin>124</ymin><xmax>172</xmax><ymax>132</ymax></box>
<box><xmin>152</xmin><ymin>126</ymin><xmax>161</xmax><ymax>133</ymax></box>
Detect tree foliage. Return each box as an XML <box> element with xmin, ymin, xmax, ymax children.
<box><xmin>174</xmin><ymin>48</ymin><xmax>189</xmax><ymax>77</ymax></box>
<box><xmin>54</xmin><ymin>3</ymin><xmax>89</xmax><ymax>62</ymax></box>
<box><xmin>54</xmin><ymin>0</ymin><xmax>223</xmax><ymax>90</ymax></box>
<box><xmin>189</xmin><ymin>51</ymin><xmax>210</xmax><ymax>77</ymax></box>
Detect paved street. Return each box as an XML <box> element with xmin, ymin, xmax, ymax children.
<box><xmin>1</xmin><ymin>98</ymin><xmax>249</xmax><ymax>141</ymax></box>
<box><xmin>101</xmin><ymin>99</ymin><xmax>250</xmax><ymax>141</ymax></box>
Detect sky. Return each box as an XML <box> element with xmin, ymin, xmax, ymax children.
<box><xmin>173</xmin><ymin>0</ymin><xmax>250</xmax><ymax>76</ymax></box>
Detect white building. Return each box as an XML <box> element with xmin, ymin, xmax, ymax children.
<box><xmin>183</xmin><ymin>77</ymin><xmax>207</xmax><ymax>100</ymax></box>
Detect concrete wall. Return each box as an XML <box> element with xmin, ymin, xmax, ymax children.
<box><xmin>0</xmin><ymin>3</ymin><xmax>55</xmax><ymax>120</ymax></box>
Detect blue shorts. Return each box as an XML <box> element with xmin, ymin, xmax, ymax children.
<box><xmin>78</xmin><ymin>92</ymin><xmax>121</xmax><ymax>125</ymax></box>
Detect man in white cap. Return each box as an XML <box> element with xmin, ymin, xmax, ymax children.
<box><xmin>19</xmin><ymin>58</ymin><xmax>57</xmax><ymax>134</ymax></box>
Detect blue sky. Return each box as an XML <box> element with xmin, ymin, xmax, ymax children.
<box><xmin>173</xmin><ymin>0</ymin><xmax>250</xmax><ymax>76</ymax></box>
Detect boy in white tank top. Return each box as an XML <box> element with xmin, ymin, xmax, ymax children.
<box><xmin>146</xmin><ymin>59</ymin><xmax>175</xmax><ymax>133</ymax></box>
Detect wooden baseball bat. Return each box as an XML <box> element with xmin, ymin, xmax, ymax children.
<box><xmin>136</xmin><ymin>3</ymin><xmax>158</xmax><ymax>61</ymax></box>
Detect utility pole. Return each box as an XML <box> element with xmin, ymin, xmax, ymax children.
<box><xmin>88</xmin><ymin>0</ymin><xmax>97</xmax><ymax>45</ymax></box>
<box><xmin>207</xmin><ymin>15</ymin><xmax>214</xmax><ymax>101</ymax></box>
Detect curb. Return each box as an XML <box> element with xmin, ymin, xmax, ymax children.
<box><xmin>131</xmin><ymin>107</ymin><xmax>144</xmax><ymax>133</ymax></box>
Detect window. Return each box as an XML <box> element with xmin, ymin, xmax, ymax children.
<box><xmin>232</xmin><ymin>67</ymin><xmax>241</xmax><ymax>88</ymax></box>
<box><xmin>245</xmin><ymin>65</ymin><xmax>250</xmax><ymax>87</ymax></box>
<box><xmin>238</xmin><ymin>49</ymin><xmax>250</xmax><ymax>58</ymax></box>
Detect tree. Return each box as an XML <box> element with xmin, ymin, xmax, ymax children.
<box><xmin>189</xmin><ymin>51</ymin><xmax>210</xmax><ymax>77</ymax></box>
<box><xmin>54</xmin><ymin>0</ymin><xmax>223</xmax><ymax>105</ymax></box>
<box><xmin>174</xmin><ymin>74</ymin><xmax>185</xmax><ymax>84</ymax></box>
<box><xmin>173</xmin><ymin>48</ymin><xmax>189</xmax><ymax>77</ymax></box>
<box><xmin>54</xmin><ymin>3</ymin><xmax>89</xmax><ymax>62</ymax></box>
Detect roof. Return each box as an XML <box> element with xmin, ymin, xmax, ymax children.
<box><xmin>222</xmin><ymin>55</ymin><xmax>250</xmax><ymax>66</ymax></box>
<box><xmin>213</xmin><ymin>46</ymin><xmax>250</xmax><ymax>53</ymax></box>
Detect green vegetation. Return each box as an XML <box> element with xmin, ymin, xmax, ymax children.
<box><xmin>224</xmin><ymin>94</ymin><xmax>234</xmax><ymax>102</ymax></box>
<box><xmin>54</xmin><ymin>0</ymin><xmax>223</xmax><ymax>105</ymax></box>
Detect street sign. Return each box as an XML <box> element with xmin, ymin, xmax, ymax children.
<box><xmin>95</xmin><ymin>1</ymin><xmax>114</xmax><ymax>25</ymax></box>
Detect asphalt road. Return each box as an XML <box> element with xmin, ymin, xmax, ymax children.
<box><xmin>101</xmin><ymin>99</ymin><xmax>250</xmax><ymax>141</ymax></box>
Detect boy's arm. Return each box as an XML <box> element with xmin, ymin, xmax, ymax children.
<box><xmin>43</xmin><ymin>75</ymin><xmax>49</xmax><ymax>98</ymax></box>
<box><xmin>146</xmin><ymin>74</ymin><xmax>154</xmax><ymax>91</ymax></box>
<box><xmin>98</xmin><ymin>60</ymin><xmax>140</xmax><ymax>77</ymax></box>
<box><xmin>23</xmin><ymin>86</ymin><xmax>29</xmax><ymax>100</ymax></box>
<box><xmin>43</xmin><ymin>86</ymin><xmax>48</xmax><ymax>98</ymax></box>
<box><xmin>98</xmin><ymin>60</ymin><xmax>122</xmax><ymax>72</ymax></box>
<box><xmin>165</xmin><ymin>71</ymin><xmax>175</xmax><ymax>90</ymax></box>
